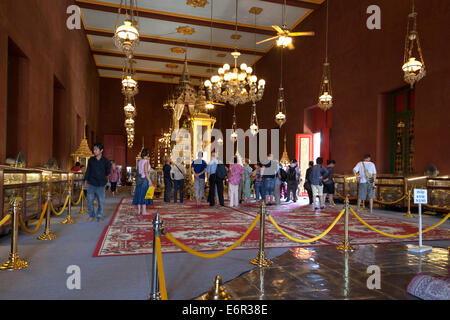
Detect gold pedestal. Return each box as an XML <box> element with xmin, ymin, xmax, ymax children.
<box><xmin>37</xmin><ymin>232</ymin><xmax>57</xmax><ymax>240</ymax></box>
<box><xmin>62</xmin><ymin>217</ymin><xmax>76</xmax><ymax>224</ymax></box>
<box><xmin>336</xmin><ymin>240</ymin><xmax>356</xmax><ymax>252</ymax></box>
<box><xmin>205</xmin><ymin>276</ymin><xmax>231</xmax><ymax>300</ymax></box>
<box><xmin>0</xmin><ymin>253</ymin><xmax>29</xmax><ymax>270</ymax></box>
<box><xmin>78</xmin><ymin>193</ymin><xmax>87</xmax><ymax>215</ymax></box>
<box><xmin>404</xmin><ymin>190</ymin><xmax>414</xmax><ymax>217</ymax></box>
<box><xmin>250</xmin><ymin>250</ymin><xmax>273</xmax><ymax>267</ymax></box>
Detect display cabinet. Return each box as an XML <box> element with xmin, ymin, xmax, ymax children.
<box><xmin>375</xmin><ymin>174</ymin><xmax>406</xmax><ymax>207</ymax></box>
<box><xmin>0</xmin><ymin>166</ymin><xmax>44</xmax><ymax>232</ymax></box>
<box><xmin>426</xmin><ymin>177</ymin><xmax>450</xmax><ymax>209</ymax></box>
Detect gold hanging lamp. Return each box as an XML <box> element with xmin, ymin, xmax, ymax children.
<box><xmin>402</xmin><ymin>0</ymin><xmax>426</xmax><ymax>88</ymax></box>
<box><xmin>317</xmin><ymin>0</ymin><xmax>333</xmax><ymax>111</ymax></box>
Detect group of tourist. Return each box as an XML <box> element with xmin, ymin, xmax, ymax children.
<box><xmin>80</xmin><ymin>141</ymin><xmax>378</xmax><ymax>221</ymax></box>
<box><xmin>158</xmin><ymin>151</ymin><xmax>341</xmax><ymax>209</ymax></box>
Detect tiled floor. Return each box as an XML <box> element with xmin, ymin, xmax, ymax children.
<box><xmin>198</xmin><ymin>244</ymin><xmax>449</xmax><ymax>300</ymax></box>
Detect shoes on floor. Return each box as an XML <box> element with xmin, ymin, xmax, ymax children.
<box><xmin>88</xmin><ymin>217</ymin><xmax>95</xmax><ymax>222</ymax></box>
<box><xmin>97</xmin><ymin>218</ymin><xmax>105</xmax><ymax>222</ymax></box>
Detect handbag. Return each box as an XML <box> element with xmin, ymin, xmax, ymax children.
<box><xmin>135</xmin><ymin>173</ymin><xmax>144</xmax><ymax>186</ymax></box>
<box><xmin>362</xmin><ymin>162</ymin><xmax>374</xmax><ymax>183</ymax></box>
<box><xmin>145</xmin><ymin>185</ymin><xmax>156</xmax><ymax>199</ymax></box>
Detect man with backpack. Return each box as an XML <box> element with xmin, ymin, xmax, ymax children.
<box><xmin>286</xmin><ymin>159</ymin><xmax>302</xmax><ymax>203</ymax></box>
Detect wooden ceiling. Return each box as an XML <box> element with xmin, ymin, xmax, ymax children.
<box><xmin>77</xmin><ymin>0</ymin><xmax>324</xmax><ymax>85</ymax></box>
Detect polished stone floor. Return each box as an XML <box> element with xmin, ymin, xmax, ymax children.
<box><xmin>198</xmin><ymin>244</ymin><xmax>449</xmax><ymax>300</ymax></box>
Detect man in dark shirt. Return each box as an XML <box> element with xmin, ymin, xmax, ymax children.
<box><xmin>163</xmin><ymin>157</ymin><xmax>173</xmax><ymax>203</ymax></box>
<box><xmin>83</xmin><ymin>143</ymin><xmax>111</xmax><ymax>222</ymax></box>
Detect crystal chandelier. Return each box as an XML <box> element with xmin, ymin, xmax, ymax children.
<box><xmin>121</xmin><ymin>58</ymin><xmax>138</xmax><ymax>98</ymax></box>
<box><xmin>317</xmin><ymin>0</ymin><xmax>333</xmax><ymax>111</ymax></box>
<box><xmin>402</xmin><ymin>0</ymin><xmax>425</xmax><ymax>88</ymax></box>
<box><xmin>204</xmin><ymin>0</ymin><xmax>265</xmax><ymax>107</ymax></box>
<box><xmin>113</xmin><ymin>0</ymin><xmax>140</xmax><ymax>59</ymax></box>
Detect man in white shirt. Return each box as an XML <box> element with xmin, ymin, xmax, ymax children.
<box><xmin>171</xmin><ymin>158</ymin><xmax>186</xmax><ymax>203</ymax></box>
<box><xmin>353</xmin><ymin>154</ymin><xmax>377</xmax><ymax>213</ymax></box>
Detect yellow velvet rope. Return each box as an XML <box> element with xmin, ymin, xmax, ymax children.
<box><xmin>373</xmin><ymin>194</ymin><xmax>407</xmax><ymax>205</ymax></box>
<box><xmin>71</xmin><ymin>190</ymin><xmax>83</xmax><ymax>206</ymax></box>
<box><xmin>422</xmin><ymin>203</ymin><xmax>450</xmax><ymax>211</ymax></box>
<box><xmin>350</xmin><ymin>208</ymin><xmax>450</xmax><ymax>239</ymax></box>
<box><xmin>50</xmin><ymin>195</ymin><xmax>70</xmax><ymax>216</ymax></box>
<box><xmin>155</xmin><ymin>236</ymin><xmax>168</xmax><ymax>300</ymax></box>
<box><xmin>268</xmin><ymin>209</ymin><xmax>345</xmax><ymax>243</ymax></box>
<box><xmin>164</xmin><ymin>214</ymin><xmax>260</xmax><ymax>259</ymax></box>
<box><xmin>0</xmin><ymin>214</ymin><xmax>12</xmax><ymax>227</ymax></box>
<box><xmin>18</xmin><ymin>202</ymin><xmax>49</xmax><ymax>234</ymax></box>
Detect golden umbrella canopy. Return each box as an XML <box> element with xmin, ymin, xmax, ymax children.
<box><xmin>71</xmin><ymin>131</ymin><xmax>94</xmax><ymax>168</ymax></box>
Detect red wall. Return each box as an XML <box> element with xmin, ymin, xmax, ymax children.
<box><xmin>0</xmin><ymin>0</ymin><xmax>99</xmax><ymax>169</ymax></box>
<box><xmin>247</xmin><ymin>0</ymin><xmax>450</xmax><ymax>175</ymax></box>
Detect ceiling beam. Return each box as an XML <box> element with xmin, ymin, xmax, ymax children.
<box><xmin>259</xmin><ymin>0</ymin><xmax>320</xmax><ymax>10</ymax></box>
<box><xmin>76</xmin><ymin>0</ymin><xmax>277</xmax><ymax>36</ymax></box>
<box><xmin>97</xmin><ymin>65</ymin><xmax>207</xmax><ymax>79</ymax></box>
<box><xmin>86</xmin><ymin>28</ymin><xmax>264</xmax><ymax>56</ymax></box>
<box><xmin>92</xmin><ymin>49</ymin><xmax>222</xmax><ymax>68</ymax></box>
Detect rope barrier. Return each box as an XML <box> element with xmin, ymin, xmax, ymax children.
<box><xmin>422</xmin><ymin>203</ymin><xmax>450</xmax><ymax>211</ymax></box>
<box><xmin>164</xmin><ymin>214</ymin><xmax>260</xmax><ymax>259</ymax></box>
<box><xmin>268</xmin><ymin>209</ymin><xmax>346</xmax><ymax>243</ymax></box>
<box><xmin>350</xmin><ymin>208</ymin><xmax>450</xmax><ymax>239</ymax></box>
<box><xmin>155</xmin><ymin>236</ymin><xmax>168</xmax><ymax>300</ymax></box>
<box><xmin>50</xmin><ymin>195</ymin><xmax>70</xmax><ymax>216</ymax></box>
<box><xmin>0</xmin><ymin>214</ymin><xmax>12</xmax><ymax>227</ymax></box>
<box><xmin>18</xmin><ymin>202</ymin><xmax>48</xmax><ymax>234</ymax></box>
<box><xmin>71</xmin><ymin>190</ymin><xmax>83</xmax><ymax>206</ymax></box>
<box><xmin>373</xmin><ymin>194</ymin><xmax>407</xmax><ymax>205</ymax></box>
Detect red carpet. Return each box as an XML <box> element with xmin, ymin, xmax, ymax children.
<box><xmin>93</xmin><ymin>198</ymin><xmax>450</xmax><ymax>257</ymax></box>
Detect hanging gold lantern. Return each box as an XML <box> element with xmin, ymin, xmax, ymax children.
<box><xmin>402</xmin><ymin>0</ymin><xmax>425</xmax><ymax>88</ymax></box>
<box><xmin>113</xmin><ymin>1</ymin><xmax>140</xmax><ymax>59</ymax></box>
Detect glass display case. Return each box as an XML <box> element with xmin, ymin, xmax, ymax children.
<box><xmin>375</xmin><ymin>174</ymin><xmax>406</xmax><ymax>207</ymax></box>
<box><xmin>0</xmin><ymin>166</ymin><xmax>44</xmax><ymax>232</ymax></box>
<box><xmin>426</xmin><ymin>177</ymin><xmax>450</xmax><ymax>210</ymax></box>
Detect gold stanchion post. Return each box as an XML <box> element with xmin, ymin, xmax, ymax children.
<box><xmin>337</xmin><ymin>196</ymin><xmax>355</xmax><ymax>252</ymax></box>
<box><xmin>149</xmin><ymin>211</ymin><xmax>163</xmax><ymax>300</ymax></box>
<box><xmin>205</xmin><ymin>275</ymin><xmax>231</xmax><ymax>300</ymax></box>
<box><xmin>37</xmin><ymin>192</ymin><xmax>57</xmax><ymax>240</ymax></box>
<box><xmin>250</xmin><ymin>202</ymin><xmax>273</xmax><ymax>267</ymax></box>
<box><xmin>62</xmin><ymin>178</ymin><xmax>76</xmax><ymax>224</ymax></box>
<box><xmin>404</xmin><ymin>189</ymin><xmax>414</xmax><ymax>217</ymax></box>
<box><xmin>78</xmin><ymin>188</ymin><xmax>87</xmax><ymax>215</ymax></box>
<box><xmin>0</xmin><ymin>197</ymin><xmax>29</xmax><ymax>270</ymax></box>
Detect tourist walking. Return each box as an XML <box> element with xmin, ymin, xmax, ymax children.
<box><xmin>163</xmin><ymin>157</ymin><xmax>172</xmax><ymax>203</ymax></box>
<box><xmin>286</xmin><ymin>159</ymin><xmax>302</xmax><ymax>202</ymax></box>
<box><xmin>171</xmin><ymin>158</ymin><xmax>186</xmax><ymax>203</ymax></box>
<box><xmin>323</xmin><ymin>160</ymin><xmax>336</xmax><ymax>207</ymax></box>
<box><xmin>304</xmin><ymin>161</ymin><xmax>314</xmax><ymax>205</ymax></box>
<box><xmin>132</xmin><ymin>148</ymin><xmax>153</xmax><ymax>215</ymax></box>
<box><xmin>228</xmin><ymin>157</ymin><xmax>245</xmax><ymax>207</ymax></box>
<box><xmin>261</xmin><ymin>154</ymin><xmax>277</xmax><ymax>205</ymax></box>
<box><xmin>191</xmin><ymin>152</ymin><xmax>207</xmax><ymax>206</ymax></box>
<box><xmin>243</xmin><ymin>158</ymin><xmax>253</xmax><ymax>203</ymax></box>
<box><xmin>353</xmin><ymin>154</ymin><xmax>377</xmax><ymax>213</ymax></box>
<box><xmin>207</xmin><ymin>152</ymin><xmax>225</xmax><ymax>206</ymax></box>
<box><xmin>108</xmin><ymin>160</ymin><xmax>120</xmax><ymax>196</ymax></box>
<box><xmin>84</xmin><ymin>143</ymin><xmax>111</xmax><ymax>222</ymax></box>
<box><xmin>310</xmin><ymin>157</ymin><xmax>329</xmax><ymax>210</ymax></box>
<box><xmin>252</xmin><ymin>163</ymin><xmax>264</xmax><ymax>202</ymax></box>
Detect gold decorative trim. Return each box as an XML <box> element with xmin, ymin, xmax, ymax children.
<box><xmin>186</xmin><ymin>0</ymin><xmax>209</xmax><ymax>8</ymax></box>
<box><xmin>171</xmin><ymin>47</ymin><xmax>186</xmax><ymax>54</ymax></box>
<box><xmin>166</xmin><ymin>63</ymin><xmax>179</xmax><ymax>69</ymax></box>
<box><xmin>230</xmin><ymin>34</ymin><xmax>242</xmax><ymax>40</ymax></box>
<box><xmin>177</xmin><ymin>26</ymin><xmax>196</xmax><ymax>35</ymax></box>
<box><xmin>249</xmin><ymin>7</ymin><xmax>263</xmax><ymax>15</ymax></box>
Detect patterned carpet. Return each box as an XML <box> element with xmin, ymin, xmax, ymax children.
<box><xmin>93</xmin><ymin>198</ymin><xmax>450</xmax><ymax>257</ymax></box>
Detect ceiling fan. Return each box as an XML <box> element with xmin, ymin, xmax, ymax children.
<box><xmin>256</xmin><ymin>0</ymin><xmax>315</xmax><ymax>49</ymax></box>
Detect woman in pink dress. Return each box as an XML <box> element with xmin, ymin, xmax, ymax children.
<box><xmin>228</xmin><ymin>157</ymin><xmax>245</xmax><ymax>207</ymax></box>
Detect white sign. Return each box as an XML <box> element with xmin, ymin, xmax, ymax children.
<box><xmin>414</xmin><ymin>189</ymin><xmax>428</xmax><ymax>204</ymax></box>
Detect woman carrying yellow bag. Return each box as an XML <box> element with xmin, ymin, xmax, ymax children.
<box><xmin>133</xmin><ymin>149</ymin><xmax>153</xmax><ymax>215</ymax></box>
